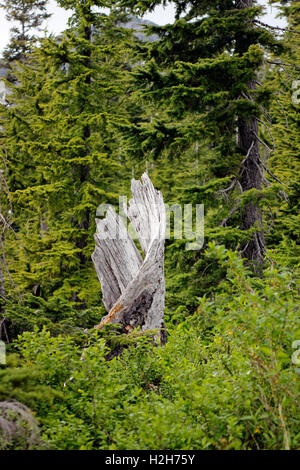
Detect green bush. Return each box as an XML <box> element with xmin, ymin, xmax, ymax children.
<box><xmin>5</xmin><ymin>244</ymin><xmax>298</xmax><ymax>450</ymax></box>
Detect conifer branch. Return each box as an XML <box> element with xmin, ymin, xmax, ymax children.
<box><xmin>257</xmin><ymin>157</ymin><xmax>284</xmax><ymax>186</ymax></box>
<box><xmin>275</xmin><ymin>98</ymin><xmax>289</xmax><ymax>128</ymax></box>
<box><xmin>255</xmin><ymin>118</ymin><xmax>276</xmax><ymax>151</ymax></box>
<box><xmin>218</xmin><ymin>178</ymin><xmax>237</xmax><ymax>195</ymax></box>
<box><xmin>254</xmin><ymin>159</ymin><xmax>270</xmax><ymax>187</ymax></box>
<box><xmin>260</xmin><ymin>107</ymin><xmax>273</xmax><ymax>125</ymax></box>
<box><xmin>218</xmin><ymin>141</ymin><xmax>255</xmax><ymax>197</ymax></box>
<box><xmin>252</xmin><ymin>131</ymin><xmax>273</xmax><ymax>154</ymax></box>
<box><xmin>0</xmin><ymin>147</ymin><xmax>22</xmax><ymax>303</ymax></box>
<box><xmin>266</xmin><ymin>60</ymin><xmax>300</xmax><ymax>71</ymax></box>
<box><xmin>253</xmin><ymin>19</ymin><xmax>300</xmax><ymax>35</ymax></box>
<box><xmin>218</xmin><ymin>200</ymin><xmax>241</xmax><ymax>227</ymax></box>
<box><xmin>240</xmin><ymin>140</ymin><xmax>255</xmax><ymax>166</ymax></box>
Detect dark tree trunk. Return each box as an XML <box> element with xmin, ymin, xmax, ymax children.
<box><xmin>236</xmin><ymin>0</ymin><xmax>266</xmax><ymax>269</ymax></box>
<box><xmin>72</xmin><ymin>20</ymin><xmax>92</xmax><ymax>307</ymax></box>
<box><xmin>76</xmin><ymin>21</ymin><xmax>92</xmax><ymax>268</ymax></box>
<box><xmin>238</xmin><ymin>111</ymin><xmax>266</xmax><ymax>265</ymax></box>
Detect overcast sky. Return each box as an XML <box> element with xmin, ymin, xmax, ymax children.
<box><xmin>0</xmin><ymin>1</ymin><xmax>286</xmax><ymax>56</ymax></box>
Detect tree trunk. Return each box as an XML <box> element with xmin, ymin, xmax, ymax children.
<box><xmin>73</xmin><ymin>19</ymin><xmax>92</xmax><ymax>307</ymax></box>
<box><xmin>238</xmin><ymin>111</ymin><xmax>266</xmax><ymax>265</ymax></box>
<box><xmin>92</xmin><ymin>173</ymin><xmax>167</xmax><ymax>345</ymax></box>
<box><xmin>236</xmin><ymin>0</ymin><xmax>266</xmax><ymax>268</ymax></box>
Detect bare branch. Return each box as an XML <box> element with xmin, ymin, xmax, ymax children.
<box><xmin>254</xmin><ymin>159</ymin><xmax>270</xmax><ymax>187</ymax></box>
<box><xmin>275</xmin><ymin>98</ymin><xmax>289</xmax><ymax>128</ymax></box>
<box><xmin>218</xmin><ymin>199</ymin><xmax>241</xmax><ymax>227</ymax></box>
<box><xmin>255</xmin><ymin>118</ymin><xmax>276</xmax><ymax>151</ymax></box>
<box><xmin>240</xmin><ymin>140</ymin><xmax>255</xmax><ymax>166</ymax></box>
<box><xmin>253</xmin><ymin>19</ymin><xmax>300</xmax><ymax>35</ymax></box>
<box><xmin>257</xmin><ymin>156</ymin><xmax>284</xmax><ymax>185</ymax></box>
<box><xmin>266</xmin><ymin>60</ymin><xmax>300</xmax><ymax>72</ymax></box>
<box><xmin>252</xmin><ymin>131</ymin><xmax>273</xmax><ymax>154</ymax></box>
<box><xmin>218</xmin><ymin>178</ymin><xmax>237</xmax><ymax>195</ymax></box>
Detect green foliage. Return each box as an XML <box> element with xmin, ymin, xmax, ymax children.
<box><xmin>3</xmin><ymin>293</ymin><xmax>105</xmax><ymax>340</ymax></box>
<box><xmin>4</xmin><ymin>246</ymin><xmax>298</xmax><ymax>450</ymax></box>
<box><xmin>0</xmin><ymin>353</ymin><xmax>61</xmax><ymax>408</ymax></box>
<box><xmin>114</xmin><ymin>0</ymin><xmax>287</xmax><ymax>270</ymax></box>
<box><xmin>265</xmin><ymin>0</ymin><xmax>300</xmax><ymax>267</ymax></box>
<box><xmin>0</xmin><ymin>2</ymin><xmax>134</xmax><ymax>327</ymax></box>
<box><xmin>0</xmin><ymin>0</ymin><xmax>50</xmax><ymax>63</ymax></box>
<box><xmin>0</xmin><ymin>0</ymin><xmax>299</xmax><ymax>451</ymax></box>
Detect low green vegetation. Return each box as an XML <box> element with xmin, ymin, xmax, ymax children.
<box><xmin>0</xmin><ymin>0</ymin><xmax>299</xmax><ymax>451</ymax></box>
<box><xmin>1</xmin><ymin>245</ymin><xmax>299</xmax><ymax>450</ymax></box>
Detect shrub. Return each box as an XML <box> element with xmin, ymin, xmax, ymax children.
<box><xmin>7</xmin><ymin>244</ymin><xmax>299</xmax><ymax>450</ymax></box>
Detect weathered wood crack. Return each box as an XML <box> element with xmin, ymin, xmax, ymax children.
<box><xmin>92</xmin><ymin>173</ymin><xmax>166</xmax><ymax>344</ymax></box>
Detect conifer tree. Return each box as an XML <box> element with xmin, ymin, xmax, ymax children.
<box><xmin>0</xmin><ymin>2</ymin><xmax>133</xmax><ymax>321</ymax></box>
<box><xmin>115</xmin><ymin>0</ymin><xmax>284</xmax><ymax>269</ymax></box>
<box><xmin>0</xmin><ymin>0</ymin><xmax>50</xmax><ymax>62</ymax></box>
<box><xmin>267</xmin><ymin>0</ymin><xmax>300</xmax><ymax>264</ymax></box>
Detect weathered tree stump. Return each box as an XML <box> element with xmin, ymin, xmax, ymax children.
<box><xmin>92</xmin><ymin>173</ymin><xmax>166</xmax><ymax>344</ymax></box>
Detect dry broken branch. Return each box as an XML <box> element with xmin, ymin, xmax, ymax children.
<box><xmin>253</xmin><ymin>19</ymin><xmax>300</xmax><ymax>35</ymax></box>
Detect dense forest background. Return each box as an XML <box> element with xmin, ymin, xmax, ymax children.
<box><xmin>0</xmin><ymin>0</ymin><xmax>299</xmax><ymax>450</ymax></box>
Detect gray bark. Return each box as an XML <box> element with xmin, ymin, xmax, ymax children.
<box><xmin>92</xmin><ymin>173</ymin><xmax>166</xmax><ymax>344</ymax></box>
<box><xmin>236</xmin><ymin>0</ymin><xmax>266</xmax><ymax>268</ymax></box>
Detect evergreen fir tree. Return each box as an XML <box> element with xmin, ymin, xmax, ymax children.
<box><xmin>0</xmin><ymin>0</ymin><xmax>50</xmax><ymax>62</ymax></box>
<box><xmin>114</xmin><ymin>0</ymin><xmax>284</xmax><ymax>270</ymax></box>
<box><xmin>0</xmin><ymin>2</ymin><xmax>134</xmax><ymax>331</ymax></box>
<box><xmin>267</xmin><ymin>0</ymin><xmax>300</xmax><ymax>265</ymax></box>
